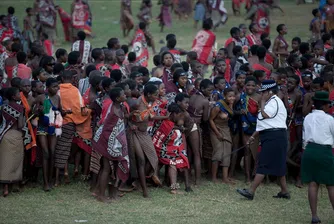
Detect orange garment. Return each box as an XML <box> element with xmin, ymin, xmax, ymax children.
<box><xmin>20</xmin><ymin>92</ymin><xmax>37</xmax><ymax>150</ymax></box>
<box><xmin>59</xmin><ymin>83</ymin><xmax>92</xmax><ymax>140</ymax></box>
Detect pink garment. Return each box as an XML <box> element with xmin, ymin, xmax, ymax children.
<box><xmin>17</xmin><ymin>64</ymin><xmax>32</xmax><ymax>79</ymax></box>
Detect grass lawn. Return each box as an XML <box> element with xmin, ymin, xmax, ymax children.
<box><xmin>0</xmin><ymin>0</ymin><xmax>333</xmax><ymax>223</ymax></box>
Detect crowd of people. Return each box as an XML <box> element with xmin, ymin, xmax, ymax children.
<box><xmin>0</xmin><ymin>0</ymin><xmax>334</xmax><ymax>223</ymax></box>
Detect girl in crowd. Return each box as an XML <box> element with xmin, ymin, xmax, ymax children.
<box><xmin>240</xmin><ymin>76</ymin><xmax>261</xmax><ymax>183</ymax></box>
<box><xmin>153</xmin><ymin>103</ymin><xmax>192</xmax><ymax>194</ymax></box>
<box><xmin>92</xmin><ymin>87</ymin><xmax>129</xmax><ymax>203</ymax></box>
<box><xmin>129</xmin><ymin>84</ymin><xmax>162</xmax><ymax>197</ymax></box>
<box><xmin>0</xmin><ymin>87</ymin><xmax>25</xmax><ymax>197</ymax></box>
<box><xmin>273</xmin><ymin>24</ymin><xmax>289</xmax><ymax>66</ymax></box>
<box><xmin>210</xmin><ymin>88</ymin><xmax>235</xmax><ymax>184</ymax></box>
<box><xmin>175</xmin><ymin>93</ymin><xmax>201</xmax><ymax>186</ymax></box>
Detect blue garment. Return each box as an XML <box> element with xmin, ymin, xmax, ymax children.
<box><xmin>212</xmin><ymin>90</ymin><xmax>224</xmax><ymax>100</ymax></box>
<box><xmin>240</xmin><ymin>93</ymin><xmax>257</xmax><ymax>135</ymax></box>
<box><xmin>194</xmin><ymin>3</ymin><xmax>205</xmax><ymax>21</ymax></box>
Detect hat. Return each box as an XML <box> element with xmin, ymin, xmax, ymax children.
<box><xmin>258</xmin><ymin>80</ymin><xmax>277</xmax><ymax>92</ymax></box>
<box><xmin>312</xmin><ymin>91</ymin><xmax>331</xmax><ymax>103</ymax></box>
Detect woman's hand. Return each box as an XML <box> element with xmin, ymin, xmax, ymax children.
<box><xmin>247</xmin><ymin>136</ymin><xmax>255</xmax><ymax>145</ymax></box>
<box><xmin>216</xmin><ymin>132</ymin><xmax>224</xmax><ymax>141</ymax></box>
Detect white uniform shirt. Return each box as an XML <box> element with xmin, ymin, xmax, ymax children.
<box><xmin>303</xmin><ymin>110</ymin><xmax>334</xmax><ymax>146</ymax></box>
<box><xmin>256</xmin><ymin>95</ymin><xmax>287</xmax><ymax>131</ymax></box>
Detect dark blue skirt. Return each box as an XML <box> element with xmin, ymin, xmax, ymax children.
<box><xmin>257</xmin><ymin>129</ymin><xmax>288</xmax><ymax>176</ymax></box>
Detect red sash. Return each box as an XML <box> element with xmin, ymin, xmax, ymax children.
<box><xmin>224</xmin><ymin>37</ymin><xmax>235</xmax><ymax>48</ymax></box>
<box><xmin>191</xmin><ymin>30</ymin><xmax>216</xmax><ymax>65</ymax></box>
<box><xmin>246</xmin><ymin>34</ymin><xmax>260</xmax><ymax>47</ymax></box>
<box><xmin>72</xmin><ymin>1</ymin><xmax>89</xmax><ymax>29</ymax></box>
<box><xmin>265</xmin><ymin>52</ymin><xmax>274</xmax><ymax>65</ymax></box>
<box><xmin>43</xmin><ymin>40</ymin><xmax>53</xmax><ymax>56</ymax></box>
<box><xmin>132</xmin><ymin>29</ymin><xmax>149</xmax><ymax>67</ymax></box>
<box><xmin>169</xmin><ymin>49</ymin><xmax>181</xmax><ymax>63</ymax></box>
<box><xmin>252</xmin><ymin>63</ymin><xmax>271</xmax><ymax>79</ymax></box>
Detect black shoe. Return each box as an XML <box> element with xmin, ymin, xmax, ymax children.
<box><xmin>311</xmin><ymin>217</ymin><xmax>321</xmax><ymax>224</ymax></box>
<box><xmin>273</xmin><ymin>192</ymin><xmax>291</xmax><ymax>199</ymax></box>
<box><xmin>236</xmin><ymin>188</ymin><xmax>254</xmax><ymax>200</ymax></box>
<box><xmin>185</xmin><ymin>187</ymin><xmax>193</xmax><ymax>192</ymax></box>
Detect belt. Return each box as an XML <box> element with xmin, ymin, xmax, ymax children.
<box><xmin>260</xmin><ymin>128</ymin><xmax>286</xmax><ymax>133</ymax></box>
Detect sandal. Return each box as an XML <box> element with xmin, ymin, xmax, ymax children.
<box><xmin>236</xmin><ymin>188</ymin><xmax>254</xmax><ymax>200</ymax></box>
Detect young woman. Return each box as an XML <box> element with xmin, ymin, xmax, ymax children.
<box><xmin>120</xmin><ymin>0</ymin><xmax>134</xmax><ymax>37</ymax></box>
<box><xmin>157</xmin><ymin>0</ymin><xmax>172</xmax><ymax>32</ymax></box>
<box><xmin>39</xmin><ymin>55</ymin><xmax>56</xmax><ymax>78</ymax></box>
<box><xmin>175</xmin><ymin>93</ymin><xmax>201</xmax><ymax>186</ymax></box>
<box><xmin>92</xmin><ymin>87</ymin><xmax>129</xmax><ymax>203</ymax></box>
<box><xmin>212</xmin><ymin>76</ymin><xmax>227</xmax><ymax>101</ymax></box>
<box><xmin>188</xmin><ymin>79</ymin><xmax>214</xmax><ymax>169</ymax></box>
<box><xmin>191</xmin><ymin>18</ymin><xmax>216</xmax><ymax>72</ymax></box>
<box><xmin>240</xmin><ymin>76</ymin><xmax>261</xmax><ymax>183</ymax></box>
<box><xmin>229</xmin><ymin>70</ymin><xmax>246</xmax><ymax>179</ymax></box>
<box><xmin>129</xmin><ymin>84</ymin><xmax>162</xmax><ymax>197</ymax></box>
<box><xmin>301</xmin><ymin>91</ymin><xmax>334</xmax><ymax>224</ymax></box>
<box><xmin>0</xmin><ymin>87</ymin><xmax>25</xmax><ymax>197</ymax></box>
<box><xmin>273</xmin><ymin>24</ymin><xmax>289</xmax><ymax>67</ymax></box>
<box><xmin>161</xmin><ymin>51</ymin><xmax>175</xmax><ymax>93</ymax></box>
<box><xmin>153</xmin><ymin>103</ymin><xmax>192</xmax><ymax>194</ymax></box>
<box><xmin>210</xmin><ymin>88</ymin><xmax>235</xmax><ymax>184</ymax></box>
<box><xmin>211</xmin><ymin>59</ymin><xmax>228</xmax><ymax>83</ymax></box>
<box><xmin>35</xmin><ymin>78</ymin><xmax>63</xmax><ymax>191</ymax></box>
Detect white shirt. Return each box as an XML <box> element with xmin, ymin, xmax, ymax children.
<box><xmin>256</xmin><ymin>95</ymin><xmax>287</xmax><ymax>131</ymax></box>
<box><xmin>303</xmin><ymin>110</ymin><xmax>334</xmax><ymax>146</ymax></box>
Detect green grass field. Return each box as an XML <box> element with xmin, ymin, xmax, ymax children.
<box><xmin>0</xmin><ymin>1</ymin><xmax>333</xmax><ymax>223</ymax></box>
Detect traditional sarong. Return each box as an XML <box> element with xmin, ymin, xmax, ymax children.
<box><xmin>54</xmin><ymin>123</ymin><xmax>76</xmax><ymax>168</ymax></box>
<box><xmin>38</xmin><ymin>0</ymin><xmax>57</xmax><ymax>28</ymax></box>
<box><xmin>210</xmin><ymin>100</ymin><xmax>233</xmax><ymax>165</ymax></box>
<box><xmin>191</xmin><ymin>29</ymin><xmax>216</xmax><ymax>65</ymax></box>
<box><xmin>58</xmin><ymin>7</ymin><xmax>71</xmax><ymax>42</ymax></box>
<box><xmin>0</xmin><ymin>102</ymin><xmax>24</xmax><ymax>183</ymax></box>
<box><xmin>92</xmin><ymin>106</ymin><xmax>129</xmax><ymax>181</ymax></box>
<box><xmin>254</xmin><ymin>3</ymin><xmax>270</xmax><ymax>35</ymax></box>
<box><xmin>158</xmin><ymin>3</ymin><xmax>172</xmax><ymax>27</ymax></box>
<box><xmin>153</xmin><ymin>120</ymin><xmax>189</xmax><ymax>169</ymax></box>
<box><xmin>0</xmin><ymin>25</ymin><xmax>14</xmax><ymax>42</ymax></box>
<box><xmin>132</xmin><ymin>29</ymin><xmax>149</xmax><ymax>67</ymax></box>
<box><xmin>130</xmin><ymin>130</ymin><xmax>158</xmax><ymax>173</ymax></box>
<box><xmin>211</xmin><ymin>0</ymin><xmax>228</xmax><ymax>27</ymax></box>
<box><xmin>72</xmin><ymin>0</ymin><xmax>89</xmax><ymax>31</ymax></box>
<box><xmin>301</xmin><ymin>142</ymin><xmax>334</xmax><ymax>185</ymax></box>
<box><xmin>4</xmin><ymin>15</ymin><xmax>22</xmax><ymax>40</ymax></box>
<box><xmin>72</xmin><ymin>40</ymin><xmax>91</xmax><ymax>64</ymax></box>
